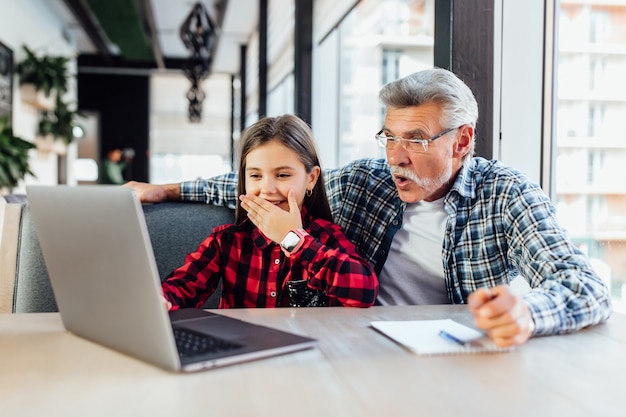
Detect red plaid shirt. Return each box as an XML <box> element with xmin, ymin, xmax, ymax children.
<box><xmin>162</xmin><ymin>212</ymin><xmax>378</xmax><ymax>309</ymax></box>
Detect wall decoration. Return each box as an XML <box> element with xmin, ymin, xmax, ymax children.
<box><xmin>180</xmin><ymin>2</ymin><xmax>216</xmax><ymax>123</ymax></box>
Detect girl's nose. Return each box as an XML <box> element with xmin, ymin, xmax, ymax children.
<box><xmin>260</xmin><ymin>177</ymin><xmax>276</xmax><ymax>194</ymax></box>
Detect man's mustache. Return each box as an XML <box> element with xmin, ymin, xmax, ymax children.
<box><xmin>390</xmin><ymin>166</ymin><xmax>420</xmax><ymax>183</ymax></box>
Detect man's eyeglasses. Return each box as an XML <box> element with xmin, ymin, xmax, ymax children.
<box><xmin>375</xmin><ymin>127</ymin><xmax>458</xmax><ymax>153</ymax></box>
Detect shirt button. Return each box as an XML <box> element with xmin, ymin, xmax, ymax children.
<box><xmin>274</xmin><ymin>259</ymin><xmax>280</xmax><ymax>264</ymax></box>
<box><xmin>392</xmin><ymin>220</ymin><xmax>399</xmax><ymax>226</ymax></box>
<box><xmin>270</xmin><ymin>291</ymin><xmax>277</xmax><ymax>297</ymax></box>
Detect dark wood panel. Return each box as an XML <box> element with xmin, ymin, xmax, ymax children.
<box><xmin>258</xmin><ymin>0</ymin><xmax>268</xmax><ymax>118</ymax></box>
<box><xmin>294</xmin><ymin>0</ymin><xmax>313</xmax><ymax>124</ymax></box>
<box><xmin>435</xmin><ymin>0</ymin><xmax>494</xmax><ymax>159</ymax></box>
<box><xmin>78</xmin><ymin>73</ymin><xmax>150</xmax><ymax>182</ymax></box>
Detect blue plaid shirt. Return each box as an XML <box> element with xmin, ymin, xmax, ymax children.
<box><xmin>181</xmin><ymin>157</ymin><xmax>612</xmax><ymax>335</ymax></box>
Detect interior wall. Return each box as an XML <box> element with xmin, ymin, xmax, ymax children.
<box><xmin>0</xmin><ymin>0</ymin><xmax>79</xmax><ymax>191</ymax></box>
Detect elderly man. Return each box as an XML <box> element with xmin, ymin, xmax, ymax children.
<box><xmin>127</xmin><ymin>67</ymin><xmax>611</xmax><ymax>347</ymax></box>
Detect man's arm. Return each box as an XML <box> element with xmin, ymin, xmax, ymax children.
<box><xmin>125</xmin><ymin>172</ymin><xmax>240</xmax><ymax>209</ymax></box>
<box><xmin>504</xmin><ymin>181</ymin><xmax>612</xmax><ymax>336</ymax></box>
<box><xmin>124</xmin><ymin>181</ymin><xmax>182</xmax><ymax>202</ymax></box>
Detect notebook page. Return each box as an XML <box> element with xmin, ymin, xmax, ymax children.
<box><xmin>370</xmin><ymin>318</ymin><xmax>512</xmax><ymax>355</ymax></box>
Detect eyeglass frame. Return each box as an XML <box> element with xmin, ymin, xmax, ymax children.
<box><xmin>375</xmin><ymin>126</ymin><xmax>459</xmax><ymax>153</ymax></box>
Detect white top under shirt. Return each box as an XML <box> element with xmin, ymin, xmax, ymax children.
<box><xmin>376</xmin><ymin>198</ymin><xmax>449</xmax><ymax>305</ymax></box>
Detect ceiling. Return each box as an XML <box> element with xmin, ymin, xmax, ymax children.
<box><xmin>47</xmin><ymin>0</ymin><xmax>258</xmax><ymax>74</ymax></box>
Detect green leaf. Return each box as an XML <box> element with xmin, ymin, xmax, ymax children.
<box><xmin>0</xmin><ymin>115</ymin><xmax>36</xmax><ymax>190</ymax></box>
<box><xmin>17</xmin><ymin>45</ymin><xmax>70</xmax><ymax>95</ymax></box>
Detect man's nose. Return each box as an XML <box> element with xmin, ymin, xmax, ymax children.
<box><xmin>387</xmin><ymin>141</ymin><xmax>410</xmax><ymax>165</ymax></box>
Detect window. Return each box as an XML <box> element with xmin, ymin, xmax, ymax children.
<box><xmin>554</xmin><ymin>1</ymin><xmax>626</xmax><ymax>312</ymax></box>
<box><xmin>149</xmin><ymin>73</ymin><xmax>232</xmax><ymax>183</ymax></box>
<box><xmin>382</xmin><ymin>49</ymin><xmax>402</xmax><ymax>85</ymax></box>
<box><xmin>334</xmin><ymin>0</ymin><xmax>435</xmax><ymax>166</ymax></box>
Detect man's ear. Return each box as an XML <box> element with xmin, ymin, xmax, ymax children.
<box><xmin>453</xmin><ymin>125</ymin><xmax>474</xmax><ymax>158</ymax></box>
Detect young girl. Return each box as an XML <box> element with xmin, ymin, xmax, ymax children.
<box><xmin>162</xmin><ymin>114</ymin><xmax>378</xmax><ymax>309</ymax></box>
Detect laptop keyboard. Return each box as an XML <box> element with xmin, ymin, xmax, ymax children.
<box><xmin>173</xmin><ymin>326</ymin><xmax>243</xmax><ymax>358</ymax></box>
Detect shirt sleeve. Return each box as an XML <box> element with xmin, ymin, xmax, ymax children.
<box><xmin>180</xmin><ymin>171</ymin><xmax>239</xmax><ymax>209</ymax></box>
<box><xmin>504</xmin><ymin>181</ymin><xmax>612</xmax><ymax>335</ymax></box>
<box><xmin>290</xmin><ymin>221</ymin><xmax>379</xmax><ymax>308</ymax></box>
<box><xmin>161</xmin><ymin>234</ymin><xmax>223</xmax><ymax>310</ymax></box>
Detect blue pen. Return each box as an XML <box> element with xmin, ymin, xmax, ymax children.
<box><xmin>438</xmin><ymin>330</ymin><xmax>466</xmax><ymax>346</ymax></box>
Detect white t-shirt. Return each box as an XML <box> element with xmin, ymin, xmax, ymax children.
<box><xmin>376</xmin><ymin>198</ymin><xmax>449</xmax><ymax>305</ymax></box>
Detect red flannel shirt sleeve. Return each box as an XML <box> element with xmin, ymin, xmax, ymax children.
<box><xmin>293</xmin><ymin>219</ymin><xmax>379</xmax><ymax>307</ymax></box>
<box><xmin>161</xmin><ymin>232</ymin><xmax>223</xmax><ymax>310</ymax></box>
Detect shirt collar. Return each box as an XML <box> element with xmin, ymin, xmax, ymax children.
<box><xmin>448</xmin><ymin>157</ymin><xmax>477</xmax><ymax>200</ymax></box>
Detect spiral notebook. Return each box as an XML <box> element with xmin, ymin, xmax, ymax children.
<box><xmin>370</xmin><ymin>319</ymin><xmax>512</xmax><ymax>356</ymax></box>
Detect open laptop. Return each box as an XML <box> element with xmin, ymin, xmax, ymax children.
<box><xmin>26</xmin><ymin>185</ymin><xmax>317</xmax><ymax>373</ymax></box>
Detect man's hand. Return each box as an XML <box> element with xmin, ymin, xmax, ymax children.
<box><xmin>468</xmin><ymin>285</ymin><xmax>534</xmax><ymax>347</ymax></box>
<box><xmin>239</xmin><ymin>190</ymin><xmax>302</xmax><ymax>243</ymax></box>
<box><xmin>123</xmin><ymin>181</ymin><xmax>180</xmax><ymax>203</ymax></box>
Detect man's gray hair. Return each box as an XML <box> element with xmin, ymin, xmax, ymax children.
<box><xmin>379</xmin><ymin>68</ymin><xmax>479</xmax><ymax>157</ymax></box>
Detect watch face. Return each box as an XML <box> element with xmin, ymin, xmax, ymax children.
<box><xmin>281</xmin><ymin>231</ymin><xmax>300</xmax><ymax>251</ymax></box>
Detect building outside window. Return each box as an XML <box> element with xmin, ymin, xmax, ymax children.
<box><xmin>554</xmin><ymin>1</ymin><xmax>626</xmax><ymax>312</ymax></box>
<box><xmin>335</xmin><ymin>0</ymin><xmax>435</xmax><ymax>165</ymax></box>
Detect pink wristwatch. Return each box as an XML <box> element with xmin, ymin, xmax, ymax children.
<box><xmin>280</xmin><ymin>228</ymin><xmax>308</xmax><ymax>256</ymax></box>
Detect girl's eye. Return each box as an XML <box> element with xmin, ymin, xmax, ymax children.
<box><xmin>248</xmin><ymin>173</ymin><xmax>261</xmax><ymax>179</ymax></box>
<box><xmin>277</xmin><ymin>173</ymin><xmax>291</xmax><ymax>178</ymax></box>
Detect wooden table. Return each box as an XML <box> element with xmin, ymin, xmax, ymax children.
<box><xmin>1</xmin><ymin>305</ymin><xmax>625</xmax><ymax>417</ymax></box>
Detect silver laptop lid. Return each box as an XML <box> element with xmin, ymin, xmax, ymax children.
<box><xmin>27</xmin><ymin>185</ymin><xmax>181</xmax><ymax>371</ymax></box>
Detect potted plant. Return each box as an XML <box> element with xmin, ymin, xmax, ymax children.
<box><xmin>36</xmin><ymin>96</ymin><xmax>83</xmax><ymax>155</ymax></box>
<box><xmin>34</xmin><ymin>111</ymin><xmax>55</xmax><ymax>155</ymax></box>
<box><xmin>16</xmin><ymin>46</ymin><xmax>70</xmax><ymax>110</ymax></box>
<box><xmin>0</xmin><ymin>115</ymin><xmax>36</xmax><ymax>193</ymax></box>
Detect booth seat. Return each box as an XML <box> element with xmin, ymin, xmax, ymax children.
<box><xmin>0</xmin><ymin>197</ymin><xmax>234</xmax><ymax>313</ymax></box>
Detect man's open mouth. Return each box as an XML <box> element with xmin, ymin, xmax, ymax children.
<box><xmin>394</xmin><ymin>174</ymin><xmax>411</xmax><ymax>186</ymax></box>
